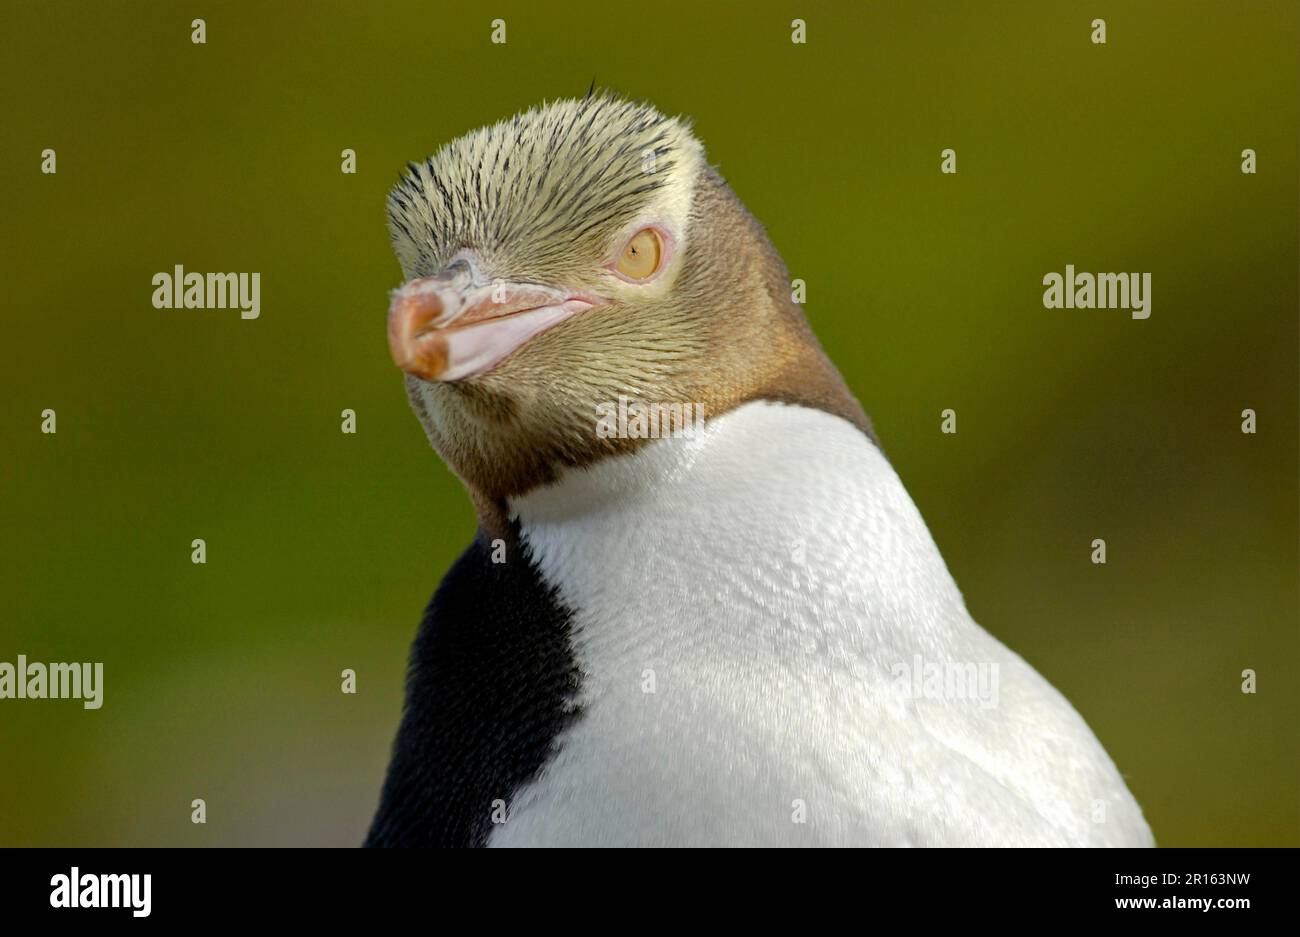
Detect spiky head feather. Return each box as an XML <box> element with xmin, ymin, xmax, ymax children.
<box><xmin>387</xmin><ymin>93</ymin><xmax>704</xmax><ymax>284</ymax></box>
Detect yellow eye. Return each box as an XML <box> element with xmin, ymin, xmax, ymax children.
<box><xmin>616</xmin><ymin>228</ymin><xmax>662</xmax><ymax>280</ymax></box>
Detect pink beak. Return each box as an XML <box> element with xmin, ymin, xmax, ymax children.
<box><xmin>387</xmin><ymin>269</ymin><xmax>597</xmax><ymax>383</ymax></box>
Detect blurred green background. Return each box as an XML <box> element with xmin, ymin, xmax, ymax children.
<box><xmin>1</xmin><ymin>0</ymin><xmax>1296</xmax><ymax>847</ymax></box>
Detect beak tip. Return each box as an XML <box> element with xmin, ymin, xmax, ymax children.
<box><xmin>388</xmin><ymin>285</ymin><xmax>450</xmax><ymax>380</ymax></box>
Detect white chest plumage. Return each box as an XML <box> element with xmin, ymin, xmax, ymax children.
<box><xmin>494</xmin><ymin>401</ymin><xmax>1152</xmax><ymax>847</ymax></box>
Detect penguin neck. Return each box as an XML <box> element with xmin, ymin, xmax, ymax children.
<box><xmin>669</xmin><ymin>168</ymin><xmax>876</xmax><ymax>446</ymax></box>
<box><xmin>505</xmin><ymin>398</ymin><xmax>878</xmax><ymax>552</ymax></box>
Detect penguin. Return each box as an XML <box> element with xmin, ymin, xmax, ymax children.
<box><xmin>365</xmin><ymin>92</ymin><xmax>1154</xmax><ymax>848</ymax></box>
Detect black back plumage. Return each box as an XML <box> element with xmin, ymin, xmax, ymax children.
<box><xmin>364</xmin><ymin>532</ymin><xmax>581</xmax><ymax>847</ymax></box>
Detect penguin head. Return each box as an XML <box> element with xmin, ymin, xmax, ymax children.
<box><xmin>386</xmin><ymin>92</ymin><xmax>868</xmax><ymax>513</ymax></box>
